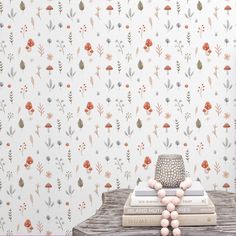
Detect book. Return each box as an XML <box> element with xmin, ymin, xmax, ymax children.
<box><xmin>130</xmin><ymin>191</ymin><xmax>208</xmax><ymax>206</ymax></box>
<box><xmin>135</xmin><ymin>181</ymin><xmax>204</xmax><ymax>196</ymax></box>
<box><xmin>122</xmin><ymin>213</ymin><xmax>217</xmax><ymax>227</ymax></box>
<box><xmin>124</xmin><ymin>194</ymin><xmax>215</xmax><ymax>215</ymax></box>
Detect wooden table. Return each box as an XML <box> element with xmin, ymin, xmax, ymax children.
<box><xmin>73</xmin><ymin>189</ymin><xmax>236</xmax><ymax>236</ymax></box>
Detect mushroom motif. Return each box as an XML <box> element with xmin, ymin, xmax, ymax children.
<box><xmin>46</xmin><ymin>5</ymin><xmax>53</xmax><ymax>15</ymax></box>
<box><xmin>45</xmin><ymin>123</ymin><xmax>52</xmax><ymax>132</ymax></box>
<box><xmin>223</xmin><ymin>183</ymin><xmax>230</xmax><ymax>192</ymax></box>
<box><xmin>223</xmin><ymin>123</ymin><xmax>230</xmax><ymax>132</ymax></box>
<box><xmin>164</xmin><ymin>65</ymin><xmax>171</xmax><ymax>75</ymax></box>
<box><xmin>45</xmin><ymin>183</ymin><xmax>52</xmax><ymax>193</ymax></box>
<box><xmin>106</xmin><ymin>65</ymin><xmax>113</xmax><ymax>75</ymax></box>
<box><xmin>105</xmin><ymin>123</ymin><xmax>112</xmax><ymax>132</ymax></box>
<box><xmin>143</xmin><ymin>156</ymin><xmax>152</xmax><ymax>169</ymax></box>
<box><xmin>104</xmin><ymin>182</ymin><xmax>112</xmax><ymax>191</ymax></box>
<box><xmin>164</xmin><ymin>5</ymin><xmax>171</xmax><ymax>15</ymax></box>
<box><xmin>224</xmin><ymin>5</ymin><xmax>231</xmax><ymax>15</ymax></box>
<box><xmin>106</xmin><ymin>5</ymin><xmax>113</xmax><ymax>15</ymax></box>
<box><xmin>46</xmin><ymin>65</ymin><xmax>53</xmax><ymax>75</ymax></box>
<box><xmin>163</xmin><ymin>123</ymin><xmax>170</xmax><ymax>132</ymax></box>
<box><xmin>224</xmin><ymin>65</ymin><xmax>231</xmax><ymax>75</ymax></box>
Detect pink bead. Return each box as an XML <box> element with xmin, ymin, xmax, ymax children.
<box><xmin>160</xmin><ymin>219</ymin><xmax>169</xmax><ymax>227</ymax></box>
<box><xmin>167</xmin><ymin>202</ymin><xmax>175</xmax><ymax>212</ymax></box>
<box><xmin>185</xmin><ymin>177</ymin><xmax>192</xmax><ymax>188</ymax></box>
<box><xmin>161</xmin><ymin>197</ymin><xmax>171</xmax><ymax>205</ymax></box>
<box><xmin>158</xmin><ymin>189</ymin><xmax>166</xmax><ymax>198</ymax></box>
<box><xmin>173</xmin><ymin>227</ymin><xmax>181</xmax><ymax>236</ymax></box>
<box><xmin>162</xmin><ymin>210</ymin><xmax>170</xmax><ymax>219</ymax></box>
<box><xmin>180</xmin><ymin>181</ymin><xmax>187</xmax><ymax>190</ymax></box>
<box><xmin>171</xmin><ymin>219</ymin><xmax>180</xmax><ymax>228</ymax></box>
<box><xmin>148</xmin><ymin>179</ymin><xmax>157</xmax><ymax>189</ymax></box>
<box><xmin>176</xmin><ymin>189</ymin><xmax>184</xmax><ymax>198</ymax></box>
<box><xmin>160</xmin><ymin>227</ymin><xmax>169</xmax><ymax>236</ymax></box>
<box><xmin>170</xmin><ymin>211</ymin><xmax>179</xmax><ymax>220</ymax></box>
<box><xmin>154</xmin><ymin>182</ymin><xmax>162</xmax><ymax>190</ymax></box>
<box><xmin>171</xmin><ymin>196</ymin><xmax>181</xmax><ymax>205</ymax></box>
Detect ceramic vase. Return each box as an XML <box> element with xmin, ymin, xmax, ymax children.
<box><xmin>155</xmin><ymin>154</ymin><xmax>185</xmax><ymax>188</ymax></box>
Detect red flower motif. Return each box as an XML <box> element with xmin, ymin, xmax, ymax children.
<box><xmin>27</xmin><ymin>39</ymin><xmax>35</xmax><ymax>47</ymax></box>
<box><xmin>201</xmin><ymin>160</ymin><xmax>208</xmax><ymax>169</ymax></box>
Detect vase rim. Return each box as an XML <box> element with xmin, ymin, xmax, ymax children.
<box><xmin>158</xmin><ymin>154</ymin><xmax>182</xmax><ymax>159</ymax></box>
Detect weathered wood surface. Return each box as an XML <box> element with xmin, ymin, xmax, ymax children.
<box><xmin>73</xmin><ymin>189</ymin><xmax>236</xmax><ymax>236</ymax></box>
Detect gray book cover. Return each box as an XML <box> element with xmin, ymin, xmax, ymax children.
<box><xmin>135</xmin><ymin>181</ymin><xmax>204</xmax><ymax>196</ymax></box>
<box><xmin>124</xmin><ymin>194</ymin><xmax>215</xmax><ymax>215</ymax></box>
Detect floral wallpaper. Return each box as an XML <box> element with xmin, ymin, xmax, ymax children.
<box><xmin>0</xmin><ymin>0</ymin><xmax>236</xmax><ymax>235</ymax></box>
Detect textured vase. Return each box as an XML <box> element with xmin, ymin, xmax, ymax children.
<box><xmin>155</xmin><ymin>154</ymin><xmax>185</xmax><ymax>188</ymax></box>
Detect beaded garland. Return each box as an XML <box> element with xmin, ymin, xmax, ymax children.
<box><xmin>148</xmin><ymin>177</ymin><xmax>193</xmax><ymax>236</ymax></box>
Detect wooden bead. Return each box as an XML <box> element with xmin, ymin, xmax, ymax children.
<box><xmin>160</xmin><ymin>227</ymin><xmax>169</xmax><ymax>236</ymax></box>
<box><xmin>158</xmin><ymin>189</ymin><xmax>166</xmax><ymax>198</ymax></box>
<box><xmin>161</xmin><ymin>197</ymin><xmax>171</xmax><ymax>205</ymax></box>
<box><xmin>162</xmin><ymin>210</ymin><xmax>170</xmax><ymax>219</ymax></box>
<box><xmin>171</xmin><ymin>196</ymin><xmax>181</xmax><ymax>205</ymax></box>
<box><xmin>167</xmin><ymin>202</ymin><xmax>175</xmax><ymax>212</ymax></box>
<box><xmin>180</xmin><ymin>181</ymin><xmax>187</xmax><ymax>190</ymax></box>
<box><xmin>173</xmin><ymin>227</ymin><xmax>181</xmax><ymax>236</ymax></box>
<box><xmin>176</xmin><ymin>189</ymin><xmax>184</xmax><ymax>198</ymax></box>
<box><xmin>160</xmin><ymin>219</ymin><xmax>169</xmax><ymax>227</ymax></box>
<box><xmin>148</xmin><ymin>179</ymin><xmax>157</xmax><ymax>189</ymax></box>
<box><xmin>170</xmin><ymin>211</ymin><xmax>179</xmax><ymax>220</ymax></box>
<box><xmin>171</xmin><ymin>219</ymin><xmax>180</xmax><ymax>228</ymax></box>
<box><xmin>154</xmin><ymin>182</ymin><xmax>162</xmax><ymax>191</ymax></box>
<box><xmin>185</xmin><ymin>177</ymin><xmax>192</xmax><ymax>188</ymax></box>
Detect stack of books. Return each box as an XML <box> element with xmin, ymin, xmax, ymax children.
<box><xmin>122</xmin><ymin>181</ymin><xmax>217</xmax><ymax>227</ymax></box>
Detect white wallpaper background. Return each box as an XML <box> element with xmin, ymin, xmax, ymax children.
<box><xmin>0</xmin><ymin>0</ymin><xmax>236</xmax><ymax>235</ymax></box>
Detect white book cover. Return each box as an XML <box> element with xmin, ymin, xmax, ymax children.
<box><xmin>130</xmin><ymin>191</ymin><xmax>209</xmax><ymax>206</ymax></box>
<box><xmin>124</xmin><ymin>194</ymin><xmax>215</xmax><ymax>215</ymax></box>
<box><xmin>122</xmin><ymin>213</ymin><xmax>217</xmax><ymax>227</ymax></box>
<box><xmin>135</xmin><ymin>181</ymin><xmax>204</xmax><ymax>196</ymax></box>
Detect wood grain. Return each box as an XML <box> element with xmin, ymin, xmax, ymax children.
<box><xmin>73</xmin><ymin>189</ymin><xmax>236</xmax><ymax>236</ymax></box>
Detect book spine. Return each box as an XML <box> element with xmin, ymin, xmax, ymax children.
<box><xmin>123</xmin><ymin>205</ymin><xmax>215</xmax><ymax>215</ymax></box>
<box><xmin>122</xmin><ymin>214</ymin><xmax>216</xmax><ymax>227</ymax></box>
<box><xmin>130</xmin><ymin>195</ymin><xmax>208</xmax><ymax>206</ymax></box>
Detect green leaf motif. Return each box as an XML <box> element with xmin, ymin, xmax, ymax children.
<box><xmin>196</xmin><ymin>118</ymin><xmax>201</xmax><ymax>129</ymax></box>
<box><xmin>138</xmin><ymin>1</ymin><xmax>143</xmax><ymax>11</ymax></box>
<box><xmin>79</xmin><ymin>60</ymin><xmax>84</xmax><ymax>70</ymax></box>
<box><xmin>18</xmin><ymin>118</ymin><xmax>24</xmax><ymax>128</ymax></box>
<box><xmin>78</xmin><ymin>119</ymin><xmax>83</xmax><ymax>129</ymax></box>
<box><xmin>197</xmin><ymin>1</ymin><xmax>202</xmax><ymax>11</ymax></box>
<box><xmin>20</xmin><ymin>1</ymin><xmax>25</xmax><ymax>11</ymax></box>
<box><xmin>137</xmin><ymin>118</ymin><xmax>142</xmax><ymax>128</ymax></box>
<box><xmin>79</xmin><ymin>1</ymin><xmax>84</xmax><ymax>11</ymax></box>
<box><xmin>197</xmin><ymin>60</ymin><xmax>202</xmax><ymax>70</ymax></box>
<box><xmin>138</xmin><ymin>60</ymin><xmax>143</xmax><ymax>70</ymax></box>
